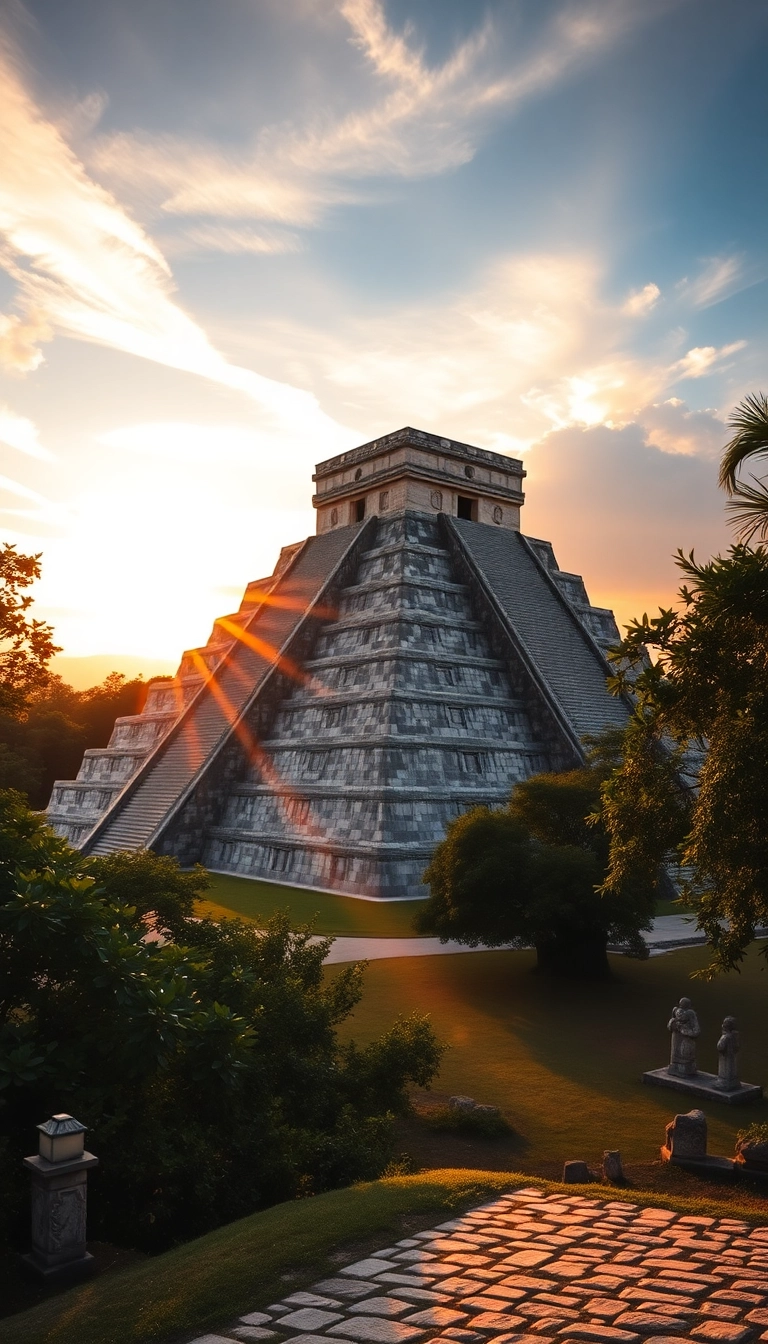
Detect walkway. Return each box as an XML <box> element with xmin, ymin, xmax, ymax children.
<box><xmin>189</xmin><ymin>1184</ymin><xmax>768</xmax><ymax>1344</ymax></box>
<box><xmin>320</xmin><ymin>916</ymin><xmax>731</xmax><ymax>965</ymax></box>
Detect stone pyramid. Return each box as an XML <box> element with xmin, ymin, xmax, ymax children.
<box><xmin>47</xmin><ymin>428</ymin><xmax>628</xmax><ymax>898</ymax></box>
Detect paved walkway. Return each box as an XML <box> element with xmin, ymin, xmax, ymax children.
<box><xmin>321</xmin><ymin>916</ymin><xmax>738</xmax><ymax>965</ymax></box>
<box><xmin>190</xmin><ymin>1185</ymin><xmax>768</xmax><ymax>1344</ymax></box>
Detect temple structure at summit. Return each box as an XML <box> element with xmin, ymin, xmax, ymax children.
<box><xmin>47</xmin><ymin>427</ymin><xmax>629</xmax><ymax>898</ymax></box>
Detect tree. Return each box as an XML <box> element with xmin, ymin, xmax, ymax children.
<box><xmin>87</xmin><ymin>849</ymin><xmax>209</xmax><ymax>942</ymax></box>
<box><xmin>0</xmin><ymin>794</ymin><xmax>444</xmax><ymax>1250</ymax></box>
<box><xmin>0</xmin><ymin>671</ymin><xmax>147</xmax><ymax>808</ymax></box>
<box><xmin>719</xmin><ymin>391</ymin><xmax>768</xmax><ymax>542</ymax></box>
<box><xmin>0</xmin><ymin>544</ymin><xmax>60</xmax><ymax>717</ymax></box>
<box><xmin>600</xmin><ymin>543</ymin><xmax>768</xmax><ymax>975</ymax></box>
<box><xmin>415</xmin><ymin>762</ymin><xmax>654</xmax><ymax>979</ymax></box>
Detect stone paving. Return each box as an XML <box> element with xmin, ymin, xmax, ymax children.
<box><xmin>188</xmin><ymin>1186</ymin><xmax>768</xmax><ymax>1344</ymax></box>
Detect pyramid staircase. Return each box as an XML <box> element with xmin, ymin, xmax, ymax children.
<box><xmin>49</xmin><ymin>481</ymin><xmax>628</xmax><ymax>898</ymax></box>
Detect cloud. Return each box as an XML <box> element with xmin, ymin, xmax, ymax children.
<box><xmin>522</xmin><ymin>419</ymin><xmax>731</xmax><ymax>631</ymax></box>
<box><xmin>638</xmin><ymin>398</ymin><xmax>726</xmax><ymax>459</ymax></box>
<box><xmin>0</xmin><ymin>472</ymin><xmax>67</xmax><ymax>528</ymax></box>
<box><xmin>87</xmin><ymin>1</ymin><xmax>644</xmax><ymax>229</ymax></box>
<box><xmin>671</xmin><ymin>341</ymin><xmax>747</xmax><ymax>380</ymax></box>
<box><xmin>678</xmin><ymin>255</ymin><xmax>744</xmax><ymax>309</ymax></box>
<box><xmin>0</xmin><ymin>309</ymin><xmax>51</xmax><ymax>372</ymax></box>
<box><xmin>0</xmin><ymin>403</ymin><xmax>52</xmax><ymax>460</ymax></box>
<box><xmin>622</xmin><ymin>282</ymin><xmax>660</xmax><ymax>316</ymax></box>
<box><xmin>0</xmin><ymin>39</ymin><xmax>345</xmax><ymax>446</ymax></box>
<box><xmin>166</xmin><ymin>224</ymin><xmax>302</xmax><ymax>256</ymax></box>
<box><xmin>234</xmin><ymin>248</ymin><xmax>706</xmax><ymax>450</ymax></box>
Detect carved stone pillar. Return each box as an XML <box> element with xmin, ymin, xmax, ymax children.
<box><xmin>22</xmin><ymin>1114</ymin><xmax>99</xmax><ymax>1279</ymax></box>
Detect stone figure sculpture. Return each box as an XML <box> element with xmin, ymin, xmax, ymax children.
<box><xmin>667</xmin><ymin>997</ymin><xmax>700</xmax><ymax>1076</ymax></box>
<box><xmin>715</xmin><ymin>1016</ymin><xmax>741</xmax><ymax>1091</ymax></box>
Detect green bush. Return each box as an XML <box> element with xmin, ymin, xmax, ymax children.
<box><xmin>0</xmin><ymin>792</ymin><xmax>444</xmax><ymax>1251</ymax></box>
<box><xmin>421</xmin><ymin>1105</ymin><xmax>512</xmax><ymax>1138</ymax></box>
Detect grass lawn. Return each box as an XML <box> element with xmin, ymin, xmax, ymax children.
<box><xmin>199</xmin><ymin>874</ymin><xmax>688</xmax><ymax>933</ymax></box>
<box><xmin>329</xmin><ymin>942</ymin><xmax>768</xmax><ymax>1167</ymax></box>
<box><xmin>5</xmin><ymin>1170</ymin><xmax>768</xmax><ymax>1344</ymax></box>
<box><xmin>198</xmin><ymin>872</ymin><xmax>428</xmax><ymax>936</ymax></box>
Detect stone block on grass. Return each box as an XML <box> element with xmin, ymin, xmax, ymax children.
<box><xmin>563</xmin><ymin>1162</ymin><xmax>592</xmax><ymax>1184</ymax></box>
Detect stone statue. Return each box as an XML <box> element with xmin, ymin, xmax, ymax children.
<box><xmin>667</xmin><ymin>997</ymin><xmax>700</xmax><ymax>1076</ymax></box>
<box><xmin>715</xmin><ymin>1016</ymin><xmax>740</xmax><ymax>1091</ymax></box>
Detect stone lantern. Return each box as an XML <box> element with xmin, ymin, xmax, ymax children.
<box><xmin>22</xmin><ymin>1113</ymin><xmax>99</xmax><ymax>1279</ymax></box>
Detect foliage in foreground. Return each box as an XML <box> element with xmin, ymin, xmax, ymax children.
<box><xmin>415</xmin><ymin>756</ymin><xmax>655</xmax><ymax>978</ymax></box>
<box><xmin>719</xmin><ymin>390</ymin><xmax>768</xmax><ymax>542</ymax></box>
<box><xmin>601</xmin><ymin>543</ymin><xmax>768</xmax><ymax>975</ymax></box>
<box><xmin>0</xmin><ymin>793</ymin><xmax>443</xmax><ymax>1251</ymax></box>
<box><xmin>4</xmin><ymin>1170</ymin><xmax>767</xmax><ymax>1344</ymax></box>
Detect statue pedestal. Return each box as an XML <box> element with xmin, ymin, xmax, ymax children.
<box><xmin>21</xmin><ymin>1150</ymin><xmax>99</xmax><ymax>1280</ymax></box>
<box><xmin>642</xmin><ymin>1067</ymin><xmax>762</xmax><ymax>1105</ymax></box>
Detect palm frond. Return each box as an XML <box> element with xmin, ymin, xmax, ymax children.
<box><xmin>719</xmin><ymin>391</ymin><xmax>768</xmax><ymax>493</ymax></box>
<box><xmin>725</xmin><ymin>476</ymin><xmax>768</xmax><ymax>544</ymax></box>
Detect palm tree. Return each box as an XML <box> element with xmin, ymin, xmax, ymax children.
<box><xmin>719</xmin><ymin>392</ymin><xmax>768</xmax><ymax>542</ymax></box>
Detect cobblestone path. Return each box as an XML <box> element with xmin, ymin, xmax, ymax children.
<box><xmin>190</xmin><ymin>1187</ymin><xmax>768</xmax><ymax>1344</ymax></box>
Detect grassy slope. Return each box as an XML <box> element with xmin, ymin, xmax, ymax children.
<box><xmin>6</xmin><ymin>1171</ymin><xmax>767</xmax><ymax>1344</ymax></box>
<box><xmin>330</xmin><ymin>942</ymin><xmax>768</xmax><ymax>1164</ymax></box>
<box><xmin>199</xmin><ymin>873</ymin><xmax>427</xmax><ymax>936</ymax></box>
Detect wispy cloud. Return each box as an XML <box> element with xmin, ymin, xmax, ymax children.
<box><xmin>166</xmin><ymin>224</ymin><xmax>301</xmax><ymax>256</ymax></box>
<box><xmin>87</xmin><ymin>0</ymin><xmax>645</xmax><ymax>241</ymax></box>
<box><xmin>677</xmin><ymin>254</ymin><xmax>744</xmax><ymax>309</ymax></box>
<box><xmin>0</xmin><ymin>403</ymin><xmax>52</xmax><ymax>460</ymax></box>
<box><xmin>0</xmin><ymin>472</ymin><xmax>67</xmax><ymax>528</ymax></box>
<box><xmin>0</xmin><ymin>38</ymin><xmax>344</xmax><ymax>443</ymax></box>
<box><xmin>233</xmin><ymin>249</ymin><xmax>687</xmax><ymax>449</ymax></box>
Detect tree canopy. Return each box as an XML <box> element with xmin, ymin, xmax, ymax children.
<box><xmin>600</xmin><ymin>543</ymin><xmax>768</xmax><ymax>975</ymax></box>
<box><xmin>415</xmin><ymin>759</ymin><xmax>654</xmax><ymax>979</ymax></box>
<box><xmin>0</xmin><ymin>544</ymin><xmax>59</xmax><ymax>718</ymax></box>
<box><xmin>0</xmin><ymin>671</ymin><xmax>148</xmax><ymax>808</ymax></box>
<box><xmin>0</xmin><ymin>793</ymin><xmax>443</xmax><ymax>1252</ymax></box>
<box><xmin>719</xmin><ymin>391</ymin><xmax>768</xmax><ymax>542</ymax></box>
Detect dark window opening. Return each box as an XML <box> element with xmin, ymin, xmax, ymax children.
<box><xmin>355</xmin><ymin>498</ymin><xmax>366</xmax><ymax>521</ymax></box>
<box><xmin>457</xmin><ymin>495</ymin><xmax>475</xmax><ymax>520</ymax></box>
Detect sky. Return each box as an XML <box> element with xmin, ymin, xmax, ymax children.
<box><xmin>1</xmin><ymin>0</ymin><xmax>767</xmax><ymax>683</ymax></box>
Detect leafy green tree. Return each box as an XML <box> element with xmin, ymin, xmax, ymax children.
<box><xmin>0</xmin><ymin>544</ymin><xmax>59</xmax><ymax>717</ymax></box>
<box><xmin>600</xmin><ymin>543</ymin><xmax>768</xmax><ymax>974</ymax></box>
<box><xmin>0</xmin><ymin>795</ymin><xmax>444</xmax><ymax>1250</ymax></box>
<box><xmin>415</xmin><ymin>764</ymin><xmax>654</xmax><ymax>979</ymax></box>
<box><xmin>719</xmin><ymin>391</ymin><xmax>768</xmax><ymax>541</ymax></box>
<box><xmin>0</xmin><ymin>671</ymin><xmax>147</xmax><ymax>808</ymax></box>
<box><xmin>88</xmin><ymin>849</ymin><xmax>210</xmax><ymax>941</ymax></box>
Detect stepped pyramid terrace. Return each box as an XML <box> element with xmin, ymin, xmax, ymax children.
<box><xmin>47</xmin><ymin>427</ymin><xmax>629</xmax><ymax>899</ymax></box>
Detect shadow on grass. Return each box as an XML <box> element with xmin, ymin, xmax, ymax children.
<box><xmin>334</xmin><ymin>943</ymin><xmax>768</xmax><ymax>1167</ymax></box>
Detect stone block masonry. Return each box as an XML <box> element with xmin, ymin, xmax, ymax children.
<box><xmin>186</xmin><ymin>1187</ymin><xmax>768</xmax><ymax>1344</ymax></box>
<box><xmin>47</xmin><ymin>427</ymin><xmax>628</xmax><ymax>899</ymax></box>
